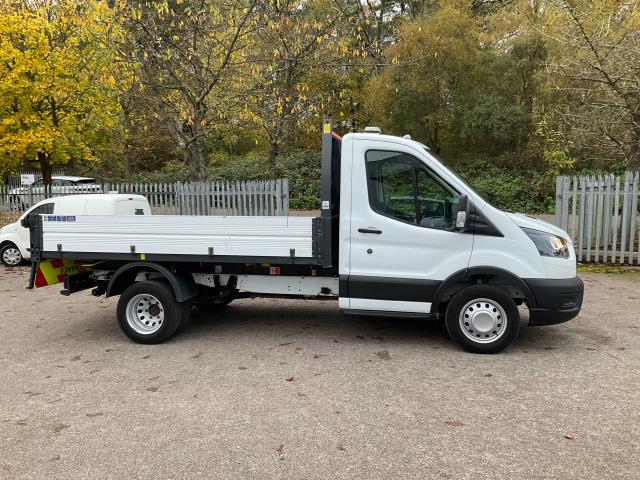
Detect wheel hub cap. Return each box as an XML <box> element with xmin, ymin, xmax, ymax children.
<box><xmin>459</xmin><ymin>298</ymin><xmax>507</xmax><ymax>344</ymax></box>
<box><xmin>126</xmin><ymin>294</ymin><xmax>165</xmax><ymax>335</ymax></box>
<box><xmin>2</xmin><ymin>247</ymin><xmax>21</xmax><ymax>266</ymax></box>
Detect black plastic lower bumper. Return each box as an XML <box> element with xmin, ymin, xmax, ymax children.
<box><xmin>524</xmin><ymin>276</ymin><xmax>584</xmax><ymax>326</ymax></box>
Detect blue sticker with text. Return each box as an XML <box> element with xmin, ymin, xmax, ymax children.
<box><xmin>46</xmin><ymin>216</ymin><xmax>76</xmax><ymax>222</ymax></box>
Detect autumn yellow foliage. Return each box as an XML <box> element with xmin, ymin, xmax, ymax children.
<box><xmin>0</xmin><ymin>0</ymin><xmax>122</xmax><ymax>181</ymax></box>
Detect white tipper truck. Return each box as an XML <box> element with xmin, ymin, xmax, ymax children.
<box><xmin>26</xmin><ymin>120</ymin><xmax>583</xmax><ymax>353</ymax></box>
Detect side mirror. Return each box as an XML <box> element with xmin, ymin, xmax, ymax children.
<box><xmin>455</xmin><ymin>194</ymin><xmax>471</xmax><ymax>231</ymax></box>
<box><xmin>21</xmin><ymin>217</ymin><xmax>30</xmax><ymax>229</ymax></box>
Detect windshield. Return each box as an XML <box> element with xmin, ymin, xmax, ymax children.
<box><xmin>420</xmin><ymin>147</ymin><xmax>487</xmax><ymax>205</ymax></box>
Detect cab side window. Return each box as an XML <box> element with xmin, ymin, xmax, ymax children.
<box><xmin>365</xmin><ymin>150</ymin><xmax>460</xmax><ymax>230</ymax></box>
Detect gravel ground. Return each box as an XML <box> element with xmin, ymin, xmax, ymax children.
<box><xmin>1</xmin><ymin>267</ymin><xmax>639</xmax><ymax>479</ymax></box>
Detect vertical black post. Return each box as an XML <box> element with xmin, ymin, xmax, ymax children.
<box><xmin>321</xmin><ymin>117</ymin><xmax>334</xmax><ymax>218</ymax></box>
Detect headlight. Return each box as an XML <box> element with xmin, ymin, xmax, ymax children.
<box><xmin>521</xmin><ymin>228</ymin><xmax>570</xmax><ymax>258</ymax></box>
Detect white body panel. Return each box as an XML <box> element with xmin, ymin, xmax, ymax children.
<box><xmin>468</xmin><ymin>204</ymin><xmax>576</xmax><ymax>280</ymax></box>
<box><xmin>42</xmin><ymin>215</ymin><xmax>314</xmax><ymax>258</ymax></box>
<box><xmin>1</xmin><ymin>194</ymin><xmax>151</xmax><ymax>259</ymax></box>
<box><xmin>194</xmin><ymin>273</ymin><xmax>338</xmax><ymax>296</ymax></box>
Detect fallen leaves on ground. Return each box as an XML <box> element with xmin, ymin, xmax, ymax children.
<box><xmin>375</xmin><ymin>350</ymin><xmax>391</xmax><ymax>360</ymax></box>
<box><xmin>445</xmin><ymin>420</ymin><xmax>464</xmax><ymax>427</ymax></box>
<box><xmin>86</xmin><ymin>412</ymin><xmax>103</xmax><ymax>418</ymax></box>
<box><xmin>52</xmin><ymin>423</ymin><xmax>69</xmax><ymax>433</ymax></box>
<box><xmin>286</xmin><ymin>375</ymin><xmax>295</xmax><ymax>382</ymax></box>
<box><xmin>336</xmin><ymin>443</ymin><xmax>346</xmax><ymax>451</ymax></box>
<box><xmin>146</xmin><ymin>386</ymin><xmax>159</xmax><ymax>392</ymax></box>
<box><xmin>276</xmin><ymin>444</ymin><xmax>284</xmax><ymax>459</ymax></box>
<box><xmin>564</xmin><ymin>432</ymin><xmax>575</xmax><ymax>440</ymax></box>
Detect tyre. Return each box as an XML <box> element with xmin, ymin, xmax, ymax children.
<box><xmin>445</xmin><ymin>285</ymin><xmax>520</xmax><ymax>354</ymax></box>
<box><xmin>1</xmin><ymin>243</ymin><xmax>23</xmax><ymax>267</ymax></box>
<box><xmin>117</xmin><ymin>280</ymin><xmax>191</xmax><ymax>344</ymax></box>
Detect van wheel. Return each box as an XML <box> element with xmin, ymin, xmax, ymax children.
<box><xmin>117</xmin><ymin>281</ymin><xmax>191</xmax><ymax>344</ymax></box>
<box><xmin>445</xmin><ymin>285</ymin><xmax>520</xmax><ymax>354</ymax></box>
<box><xmin>1</xmin><ymin>243</ymin><xmax>23</xmax><ymax>266</ymax></box>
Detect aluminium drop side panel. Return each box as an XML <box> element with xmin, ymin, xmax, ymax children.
<box><xmin>41</xmin><ymin>215</ymin><xmax>315</xmax><ymax>259</ymax></box>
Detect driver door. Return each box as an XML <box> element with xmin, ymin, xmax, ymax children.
<box><xmin>345</xmin><ymin>141</ymin><xmax>474</xmax><ymax>314</ymax></box>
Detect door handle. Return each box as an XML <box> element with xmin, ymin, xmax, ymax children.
<box><xmin>358</xmin><ymin>227</ymin><xmax>382</xmax><ymax>234</ymax></box>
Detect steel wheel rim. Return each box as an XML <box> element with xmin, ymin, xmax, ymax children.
<box><xmin>126</xmin><ymin>294</ymin><xmax>165</xmax><ymax>335</ymax></box>
<box><xmin>2</xmin><ymin>247</ymin><xmax>22</xmax><ymax>266</ymax></box>
<box><xmin>458</xmin><ymin>297</ymin><xmax>507</xmax><ymax>344</ymax></box>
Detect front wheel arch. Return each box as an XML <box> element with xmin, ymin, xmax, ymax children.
<box><xmin>433</xmin><ymin>266</ymin><xmax>537</xmax><ymax>317</ymax></box>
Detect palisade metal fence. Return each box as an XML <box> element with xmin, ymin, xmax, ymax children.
<box><xmin>0</xmin><ymin>179</ymin><xmax>289</xmax><ymax>226</ymax></box>
<box><xmin>6</xmin><ymin>169</ymin><xmax>66</xmax><ymax>189</ymax></box>
<box><xmin>555</xmin><ymin>172</ymin><xmax>640</xmax><ymax>264</ymax></box>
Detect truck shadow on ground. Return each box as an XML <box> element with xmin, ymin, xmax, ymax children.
<box><xmin>176</xmin><ymin>300</ymin><xmax>574</xmax><ymax>352</ymax></box>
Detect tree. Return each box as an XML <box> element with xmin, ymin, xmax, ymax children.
<box><xmin>240</xmin><ymin>0</ymin><xmax>358</xmax><ymax>167</ymax></box>
<box><xmin>541</xmin><ymin>0</ymin><xmax>640</xmax><ymax>169</ymax></box>
<box><xmin>121</xmin><ymin>0</ymin><xmax>259</xmax><ymax>180</ymax></box>
<box><xmin>364</xmin><ymin>2</ymin><xmax>486</xmax><ymax>154</ymax></box>
<box><xmin>0</xmin><ymin>0</ymin><xmax>122</xmax><ymax>184</ymax></box>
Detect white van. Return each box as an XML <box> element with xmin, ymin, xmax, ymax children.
<box><xmin>0</xmin><ymin>194</ymin><xmax>151</xmax><ymax>266</ymax></box>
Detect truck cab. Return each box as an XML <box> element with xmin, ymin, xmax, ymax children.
<box><xmin>336</xmin><ymin>130</ymin><xmax>583</xmax><ymax>351</ymax></box>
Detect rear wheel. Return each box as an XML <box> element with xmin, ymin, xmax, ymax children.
<box><xmin>445</xmin><ymin>285</ymin><xmax>520</xmax><ymax>354</ymax></box>
<box><xmin>117</xmin><ymin>281</ymin><xmax>191</xmax><ymax>344</ymax></box>
<box><xmin>1</xmin><ymin>243</ymin><xmax>23</xmax><ymax>267</ymax></box>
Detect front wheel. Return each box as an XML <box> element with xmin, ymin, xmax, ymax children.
<box><xmin>117</xmin><ymin>280</ymin><xmax>191</xmax><ymax>344</ymax></box>
<box><xmin>1</xmin><ymin>243</ymin><xmax>23</xmax><ymax>267</ymax></box>
<box><xmin>445</xmin><ymin>285</ymin><xmax>520</xmax><ymax>354</ymax></box>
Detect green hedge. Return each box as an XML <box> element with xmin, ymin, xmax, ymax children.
<box><xmin>454</xmin><ymin>160</ymin><xmax>555</xmax><ymax>214</ymax></box>
<box><xmin>208</xmin><ymin>150</ymin><xmax>322</xmax><ymax>210</ymax></box>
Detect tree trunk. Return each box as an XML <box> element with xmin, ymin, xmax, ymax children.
<box><xmin>268</xmin><ymin>138</ymin><xmax>279</xmax><ymax>174</ymax></box>
<box><xmin>628</xmin><ymin>112</ymin><xmax>640</xmax><ymax>171</ymax></box>
<box><xmin>185</xmin><ymin>106</ymin><xmax>207</xmax><ymax>181</ymax></box>
<box><xmin>38</xmin><ymin>152</ymin><xmax>52</xmax><ymax>198</ymax></box>
<box><xmin>186</xmin><ymin>137</ymin><xmax>207</xmax><ymax>181</ymax></box>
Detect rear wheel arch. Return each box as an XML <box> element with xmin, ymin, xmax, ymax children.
<box><xmin>433</xmin><ymin>267</ymin><xmax>537</xmax><ymax>316</ymax></box>
<box><xmin>106</xmin><ymin>262</ymin><xmax>197</xmax><ymax>302</ymax></box>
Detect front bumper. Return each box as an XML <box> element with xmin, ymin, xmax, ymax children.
<box><xmin>524</xmin><ymin>276</ymin><xmax>584</xmax><ymax>326</ymax></box>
